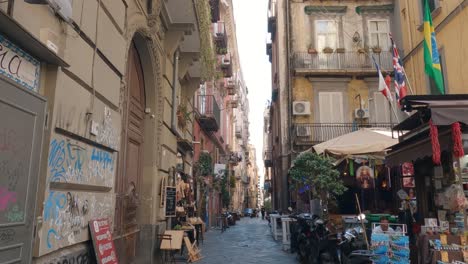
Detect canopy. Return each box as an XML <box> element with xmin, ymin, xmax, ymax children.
<box><xmin>313</xmin><ymin>128</ymin><xmax>398</xmax><ymax>156</ymax></box>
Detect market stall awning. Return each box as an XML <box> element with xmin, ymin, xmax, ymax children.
<box><xmin>313</xmin><ymin>128</ymin><xmax>398</xmax><ymax>156</ymax></box>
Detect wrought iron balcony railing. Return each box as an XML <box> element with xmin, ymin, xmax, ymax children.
<box><xmin>293</xmin><ymin>51</ymin><xmax>392</xmax><ymax>74</ymax></box>
<box><xmin>294</xmin><ymin>122</ymin><xmax>393</xmax><ymax>145</ymax></box>
<box><xmin>212</xmin><ymin>21</ymin><xmax>227</xmax><ymax>52</ymax></box>
<box><xmin>194</xmin><ymin>95</ymin><xmax>220</xmax><ymax>132</ymax></box>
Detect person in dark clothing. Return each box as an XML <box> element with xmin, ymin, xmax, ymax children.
<box><xmin>261</xmin><ymin>207</ymin><xmax>265</xmax><ymax>220</ymax></box>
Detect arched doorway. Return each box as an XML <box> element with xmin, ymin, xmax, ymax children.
<box><xmin>115</xmin><ymin>40</ymin><xmax>146</xmax><ymax>261</ymax></box>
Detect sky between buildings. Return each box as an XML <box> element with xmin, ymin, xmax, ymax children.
<box><xmin>233</xmin><ymin>0</ymin><xmax>271</xmax><ymax>186</ymax></box>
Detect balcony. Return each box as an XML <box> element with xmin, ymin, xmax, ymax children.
<box><xmin>209</xmin><ymin>0</ymin><xmax>220</xmax><ymax>22</ymax></box>
<box><xmin>293</xmin><ymin>51</ymin><xmax>392</xmax><ymax>76</ymax></box>
<box><xmin>295</xmin><ymin>123</ymin><xmax>393</xmax><ymax>145</ymax></box>
<box><xmin>229</xmin><ymin>96</ymin><xmax>238</xmax><ymax>108</ymax></box>
<box><xmin>235</xmin><ymin>124</ymin><xmax>242</xmax><ymax>138</ymax></box>
<box><xmin>212</xmin><ymin>22</ymin><xmax>227</xmax><ymax>52</ymax></box>
<box><xmin>195</xmin><ymin>95</ymin><xmax>220</xmax><ymax>132</ymax></box>
<box><xmin>264</xmin><ymin>150</ymin><xmax>272</xmax><ymax>167</ymax></box>
<box><xmin>223</xmin><ymin>77</ymin><xmax>236</xmax><ymax>95</ymax></box>
<box><xmin>218</xmin><ymin>54</ymin><xmax>233</xmax><ymax>77</ymax></box>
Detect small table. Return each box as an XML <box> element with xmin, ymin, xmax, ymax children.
<box><xmin>160</xmin><ymin>230</ymin><xmax>184</xmax><ymax>250</ymax></box>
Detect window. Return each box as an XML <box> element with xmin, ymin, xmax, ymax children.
<box><xmin>368</xmin><ymin>20</ymin><xmax>390</xmax><ymax>50</ymax></box>
<box><xmin>422</xmin><ymin>0</ymin><xmax>440</xmax><ymax>13</ymax></box>
<box><xmin>319</xmin><ymin>92</ymin><xmax>344</xmax><ymax>123</ymax></box>
<box><xmin>315</xmin><ymin>20</ymin><xmax>338</xmax><ymax>50</ymax></box>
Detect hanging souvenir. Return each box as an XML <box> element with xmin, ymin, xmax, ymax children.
<box><xmin>402</xmin><ymin>162</ymin><xmax>414</xmax><ymax>176</ymax></box>
<box><xmin>356</xmin><ymin>165</ymin><xmax>374</xmax><ymax>189</ymax></box>
<box><xmin>349</xmin><ymin>160</ymin><xmax>355</xmax><ymax>177</ymax></box>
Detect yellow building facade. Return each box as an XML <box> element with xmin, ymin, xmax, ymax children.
<box><xmin>397</xmin><ymin>0</ymin><xmax>468</xmax><ymax>94</ymax></box>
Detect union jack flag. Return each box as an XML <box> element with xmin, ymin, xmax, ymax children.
<box><xmin>390</xmin><ymin>33</ymin><xmax>407</xmax><ymax>104</ymax></box>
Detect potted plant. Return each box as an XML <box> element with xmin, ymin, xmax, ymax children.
<box><xmin>372</xmin><ymin>46</ymin><xmax>382</xmax><ymax>53</ymax></box>
<box><xmin>308</xmin><ymin>45</ymin><xmax>317</xmax><ymax>54</ymax></box>
<box><xmin>323</xmin><ymin>47</ymin><xmax>334</xmax><ymax>54</ymax></box>
<box><xmin>336</xmin><ymin>47</ymin><xmax>345</xmax><ymax>53</ymax></box>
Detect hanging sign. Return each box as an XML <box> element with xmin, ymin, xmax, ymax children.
<box><xmin>356</xmin><ymin>165</ymin><xmax>374</xmax><ymax>189</ymax></box>
<box><xmin>0</xmin><ymin>34</ymin><xmax>40</xmax><ymax>92</ymax></box>
<box><xmin>89</xmin><ymin>218</ymin><xmax>119</xmax><ymax>264</ymax></box>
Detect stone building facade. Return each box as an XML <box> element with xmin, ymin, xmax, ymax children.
<box><xmin>0</xmin><ymin>0</ymin><xmax>207</xmax><ymax>263</ymax></box>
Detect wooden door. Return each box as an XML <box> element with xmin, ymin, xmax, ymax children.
<box><xmin>115</xmin><ymin>42</ymin><xmax>145</xmax><ymax>260</ymax></box>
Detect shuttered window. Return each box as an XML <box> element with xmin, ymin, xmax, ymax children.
<box><xmin>319</xmin><ymin>92</ymin><xmax>344</xmax><ymax>123</ymax></box>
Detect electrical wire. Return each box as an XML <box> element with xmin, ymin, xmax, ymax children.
<box><xmin>88</xmin><ymin>0</ymin><xmax>102</xmax><ymax>123</ymax></box>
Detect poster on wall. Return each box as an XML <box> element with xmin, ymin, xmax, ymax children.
<box><xmin>402</xmin><ymin>177</ymin><xmax>415</xmax><ymax>188</ymax></box>
<box><xmin>402</xmin><ymin>162</ymin><xmax>414</xmax><ymax>176</ymax></box>
<box><xmin>356</xmin><ymin>165</ymin><xmax>374</xmax><ymax>189</ymax></box>
<box><xmin>214</xmin><ymin>163</ymin><xmax>226</xmax><ymax>179</ymax></box>
<box><xmin>89</xmin><ymin>218</ymin><xmax>119</xmax><ymax>264</ymax></box>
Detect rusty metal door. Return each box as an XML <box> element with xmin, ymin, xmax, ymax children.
<box><xmin>0</xmin><ymin>78</ymin><xmax>46</xmax><ymax>263</ymax></box>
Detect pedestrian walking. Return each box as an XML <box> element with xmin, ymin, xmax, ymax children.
<box><xmin>261</xmin><ymin>207</ymin><xmax>265</xmax><ymax>220</ymax></box>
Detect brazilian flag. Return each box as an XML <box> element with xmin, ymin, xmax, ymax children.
<box><xmin>423</xmin><ymin>0</ymin><xmax>444</xmax><ymax>94</ymax></box>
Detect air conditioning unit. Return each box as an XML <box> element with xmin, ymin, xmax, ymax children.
<box><xmin>296</xmin><ymin>126</ymin><xmax>311</xmax><ymax>137</ymax></box>
<box><xmin>354</xmin><ymin>108</ymin><xmax>370</xmax><ymax>119</ymax></box>
<box><xmin>293</xmin><ymin>101</ymin><xmax>311</xmax><ymax>115</ymax></box>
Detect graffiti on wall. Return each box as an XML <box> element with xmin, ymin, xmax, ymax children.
<box><xmin>40</xmin><ymin>191</ymin><xmax>113</xmax><ymax>255</ymax></box>
<box><xmin>40</xmin><ymin>133</ymin><xmax>116</xmax><ymax>255</ymax></box>
<box><xmin>47</xmin><ymin>135</ymin><xmax>115</xmax><ymax>187</ymax></box>
<box><xmin>96</xmin><ymin>107</ymin><xmax>119</xmax><ymax>150</ymax></box>
<box><xmin>0</xmin><ymin>129</ymin><xmax>27</xmax><ymax>223</ymax></box>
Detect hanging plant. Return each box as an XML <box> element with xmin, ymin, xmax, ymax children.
<box><xmin>197</xmin><ymin>152</ymin><xmax>213</xmax><ymax>176</ymax></box>
<box><xmin>176</xmin><ymin>104</ymin><xmax>191</xmax><ymax>130</ymax></box>
<box><xmin>195</xmin><ymin>0</ymin><xmax>217</xmax><ymax>81</ymax></box>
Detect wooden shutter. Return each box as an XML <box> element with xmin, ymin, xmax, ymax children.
<box><xmin>319</xmin><ymin>92</ymin><xmax>343</xmax><ymax>123</ymax></box>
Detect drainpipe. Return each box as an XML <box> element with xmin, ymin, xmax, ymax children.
<box><xmin>285</xmin><ymin>0</ymin><xmax>292</xmax><ymax>209</ymax></box>
<box><xmin>171</xmin><ymin>49</ymin><xmax>182</xmax><ymax>138</ymax></box>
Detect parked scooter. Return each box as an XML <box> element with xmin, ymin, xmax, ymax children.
<box><xmin>337</xmin><ymin>226</ymin><xmax>373</xmax><ymax>264</ymax></box>
<box><xmin>290</xmin><ymin>213</ymin><xmax>338</xmax><ymax>264</ymax></box>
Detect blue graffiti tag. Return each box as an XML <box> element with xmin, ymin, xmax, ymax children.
<box><xmin>47</xmin><ymin>228</ymin><xmax>60</xmax><ymax>248</ymax></box>
<box><xmin>91</xmin><ymin>148</ymin><xmax>114</xmax><ymax>171</ymax></box>
<box><xmin>43</xmin><ymin>191</ymin><xmax>66</xmax><ymax>221</ymax></box>
<box><xmin>48</xmin><ymin>139</ymin><xmax>66</xmax><ymax>182</ymax></box>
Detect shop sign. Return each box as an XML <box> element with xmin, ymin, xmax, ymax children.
<box><xmin>0</xmin><ymin>34</ymin><xmax>40</xmax><ymax>92</ymax></box>
<box><xmin>89</xmin><ymin>218</ymin><xmax>119</xmax><ymax>264</ymax></box>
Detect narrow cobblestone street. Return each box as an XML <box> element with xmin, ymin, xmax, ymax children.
<box><xmin>195</xmin><ymin>217</ymin><xmax>297</xmax><ymax>264</ymax></box>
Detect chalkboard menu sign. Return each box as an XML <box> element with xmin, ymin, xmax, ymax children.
<box><xmin>165</xmin><ymin>186</ymin><xmax>176</xmax><ymax>217</ymax></box>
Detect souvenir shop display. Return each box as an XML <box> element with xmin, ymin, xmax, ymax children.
<box><xmin>370</xmin><ymin>231</ymin><xmax>410</xmax><ymax>264</ymax></box>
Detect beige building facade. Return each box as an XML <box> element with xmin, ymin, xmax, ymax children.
<box><xmin>0</xmin><ymin>0</ymin><xmax>205</xmax><ymax>263</ymax></box>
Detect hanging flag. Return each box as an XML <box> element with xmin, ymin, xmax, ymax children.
<box><xmin>423</xmin><ymin>0</ymin><xmax>444</xmax><ymax>94</ymax></box>
<box><xmin>389</xmin><ymin>33</ymin><xmax>408</xmax><ymax>104</ymax></box>
<box><xmin>372</xmin><ymin>56</ymin><xmax>393</xmax><ymax>102</ymax></box>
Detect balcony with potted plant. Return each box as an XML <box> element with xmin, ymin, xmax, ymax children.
<box><xmin>212</xmin><ymin>21</ymin><xmax>227</xmax><ymax>49</ymax></box>
<box><xmin>217</xmin><ymin>54</ymin><xmax>233</xmax><ymax>77</ymax></box>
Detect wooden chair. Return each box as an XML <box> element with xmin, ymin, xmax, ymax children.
<box><xmin>158</xmin><ymin>234</ymin><xmax>176</xmax><ymax>264</ymax></box>
<box><xmin>184</xmin><ymin>236</ymin><xmax>202</xmax><ymax>262</ymax></box>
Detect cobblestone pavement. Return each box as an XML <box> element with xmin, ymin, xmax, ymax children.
<box><xmin>194</xmin><ymin>217</ymin><xmax>297</xmax><ymax>264</ymax></box>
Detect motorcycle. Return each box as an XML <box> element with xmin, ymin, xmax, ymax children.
<box><xmin>291</xmin><ymin>213</ymin><xmax>338</xmax><ymax>264</ymax></box>
<box><xmin>337</xmin><ymin>224</ymin><xmax>373</xmax><ymax>264</ymax></box>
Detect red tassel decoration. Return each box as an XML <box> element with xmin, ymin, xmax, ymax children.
<box><xmin>430</xmin><ymin>119</ymin><xmax>441</xmax><ymax>165</ymax></box>
<box><xmin>452</xmin><ymin>122</ymin><xmax>464</xmax><ymax>158</ymax></box>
